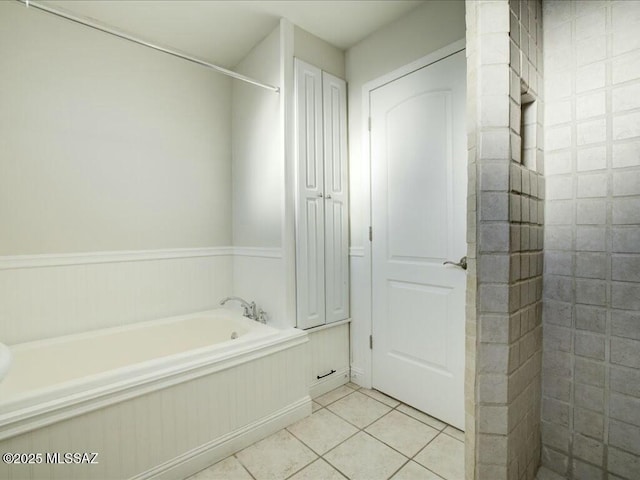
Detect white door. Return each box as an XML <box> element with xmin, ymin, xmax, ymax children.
<box><xmin>322</xmin><ymin>71</ymin><xmax>350</xmax><ymax>324</ymax></box>
<box><xmin>370</xmin><ymin>50</ymin><xmax>467</xmax><ymax>429</ymax></box>
<box><xmin>294</xmin><ymin>59</ymin><xmax>349</xmax><ymax>329</ymax></box>
<box><xmin>295</xmin><ymin>59</ymin><xmax>325</xmax><ymax>329</ymax></box>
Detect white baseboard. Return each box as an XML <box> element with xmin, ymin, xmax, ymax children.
<box><xmin>349</xmin><ymin>366</ymin><xmax>371</xmax><ymax>389</ymax></box>
<box><xmin>134</xmin><ymin>396</ymin><xmax>312</xmax><ymax>480</ymax></box>
<box><xmin>310</xmin><ymin>367</ymin><xmax>350</xmax><ymax>399</ymax></box>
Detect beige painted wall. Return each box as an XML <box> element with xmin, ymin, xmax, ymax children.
<box><xmin>293</xmin><ymin>26</ymin><xmax>345</xmax><ymax>79</ymax></box>
<box><xmin>346</xmin><ymin>0</ymin><xmax>466</xmax><ymax>246</ymax></box>
<box><xmin>232</xmin><ymin>27</ymin><xmax>283</xmax><ymax>248</ymax></box>
<box><xmin>0</xmin><ymin>2</ymin><xmax>232</xmax><ymax>255</ymax></box>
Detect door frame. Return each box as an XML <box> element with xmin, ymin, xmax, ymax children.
<box><xmin>358</xmin><ymin>38</ymin><xmax>466</xmax><ymax>390</ymax></box>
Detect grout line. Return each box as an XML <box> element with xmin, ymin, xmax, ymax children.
<box><xmin>385</xmin><ymin>457</ymin><xmax>412</xmax><ymax>479</ymax></box>
<box><xmin>233</xmin><ymin>454</ymin><xmax>258</xmax><ymax>480</ymax></box>
<box><xmin>281</xmin><ymin>454</ymin><xmax>319</xmax><ymax>480</ymax></box>
<box><xmin>187</xmin><ymin>386</ymin><xmax>464</xmax><ymax>480</ymax></box>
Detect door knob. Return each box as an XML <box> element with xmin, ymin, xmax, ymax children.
<box><xmin>325</xmin><ymin>194</ymin><xmax>332</xmax><ymax>199</ymax></box>
<box><xmin>443</xmin><ymin>256</ymin><xmax>467</xmax><ymax>270</ymax></box>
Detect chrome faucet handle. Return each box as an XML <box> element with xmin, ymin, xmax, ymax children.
<box><xmin>220</xmin><ymin>296</ymin><xmax>253</xmax><ymax>317</ymax></box>
<box><xmin>257</xmin><ymin>309</ymin><xmax>268</xmax><ymax>324</ymax></box>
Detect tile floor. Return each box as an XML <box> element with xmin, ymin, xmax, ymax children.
<box><xmin>187</xmin><ymin>383</ymin><xmax>465</xmax><ymax>480</ymax></box>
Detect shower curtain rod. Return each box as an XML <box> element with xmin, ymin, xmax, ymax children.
<box><xmin>17</xmin><ymin>0</ymin><xmax>280</xmax><ymax>93</ymax></box>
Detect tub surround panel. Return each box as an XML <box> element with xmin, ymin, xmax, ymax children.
<box><xmin>232</xmin><ymin>255</ymin><xmax>287</xmax><ymax>330</ymax></box>
<box><xmin>0</xmin><ymin>247</ymin><xmax>289</xmax><ymax>345</ymax></box>
<box><xmin>0</xmin><ymin>253</ymin><xmax>233</xmax><ymax>345</ymax></box>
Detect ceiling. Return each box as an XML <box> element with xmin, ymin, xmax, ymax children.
<box><xmin>45</xmin><ymin>1</ymin><xmax>426</xmax><ymax>68</ymax></box>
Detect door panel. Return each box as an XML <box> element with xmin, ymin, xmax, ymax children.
<box><xmin>371</xmin><ymin>50</ymin><xmax>466</xmax><ymax>429</ymax></box>
<box><xmin>323</xmin><ymin>71</ymin><xmax>349</xmax><ymax>323</ymax></box>
<box><xmin>387</xmin><ymin>91</ymin><xmax>450</xmax><ymax>261</ymax></box>
<box><xmin>295</xmin><ymin>59</ymin><xmax>325</xmax><ymax>329</ymax></box>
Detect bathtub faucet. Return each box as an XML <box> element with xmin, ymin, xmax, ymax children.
<box><xmin>219</xmin><ymin>296</ymin><xmax>267</xmax><ymax>323</ymax></box>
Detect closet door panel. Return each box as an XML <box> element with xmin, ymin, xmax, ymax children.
<box><xmin>295</xmin><ymin>59</ymin><xmax>325</xmax><ymax>329</ymax></box>
<box><xmin>322</xmin><ymin>72</ymin><xmax>349</xmax><ymax>323</ymax></box>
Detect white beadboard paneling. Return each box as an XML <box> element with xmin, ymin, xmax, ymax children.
<box><xmin>0</xmin><ymin>340</ymin><xmax>310</xmax><ymax>480</ymax></box>
<box><xmin>308</xmin><ymin>322</ymin><xmax>350</xmax><ymax>397</ymax></box>
<box><xmin>232</xmin><ymin>255</ymin><xmax>289</xmax><ymax>329</ymax></box>
<box><xmin>349</xmin><ymin>255</ymin><xmax>373</xmax><ymax>389</ymax></box>
<box><xmin>0</xmin><ymin>251</ymin><xmax>233</xmax><ymax>345</ymax></box>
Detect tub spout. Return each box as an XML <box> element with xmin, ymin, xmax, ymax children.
<box><xmin>220</xmin><ymin>296</ymin><xmax>260</xmax><ymax>321</ymax></box>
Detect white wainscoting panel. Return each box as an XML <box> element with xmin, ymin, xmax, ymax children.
<box><xmin>232</xmin><ymin>252</ymin><xmax>289</xmax><ymax>329</ymax></box>
<box><xmin>349</xmin><ymin>254</ymin><xmax>372</xmax><ymax>389</ymax></box>
<box><xmin>308</xmin><ymin>321</ymin><xmax>350</xmax><ymax>398</ymax></box>
<box><xmin>0</xmin><ymin>249</ymin><xmax>233</xmax><ymax>345</ymax></box>
<box><xmin>0</xmin><ymin>340</ymin><xmax>310</xmax><ymax>480</ymax></box>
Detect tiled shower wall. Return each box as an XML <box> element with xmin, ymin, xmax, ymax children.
<box><xmin>541</xmin><ymin>1</ymin><xmax>640</xmax><ymax>479</ymax></box>
<box><xmin>467</xmin><ymin>0</ymin><xmax>544</xmax><ymax>479</ymax></box>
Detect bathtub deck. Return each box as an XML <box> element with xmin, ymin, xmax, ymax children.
<box><xmin>186</xmin><ymin>383</ymin><xmax>465</xmax><ymax>480</ymax></box>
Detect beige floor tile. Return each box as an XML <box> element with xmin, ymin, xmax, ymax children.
<box><xmin>414</xmin><ymin>433</ymin><xmax>465</xmax><ymax>480</ymax></box>
<box><xmin>391</xmin><ymin>461</ymin><xmax>444</xmax><ymax>480</ymax></box>
<box><xmin>289</xmin><ymin>459</ymin><xmax>347</xmax><ymax>480</ymax></box>
<box><xmin>288</xmin><ymin>409</ymin><xmax>358</xmax><ymax>455</ymax></box>
<box><xmin>327</xmin><ymin>391</ymin><xmax>392</xmax><ymax>428</ymax></box>
<box><xmin>315</xmin><ymin>385</ymin><xmax>356</xmax><ymax>406</ymax></box>
<box><xmin>236</xmin><ymin>429</ymin><xmax>316</xmax><ymax>480</ymax></box>
<box><xmin>188</xmin><ymin>456</ymin><xmax>252</xmax><ymax>480</ymax></box>
<box><xmin>443</xmin><ymin>425</ymin><xmax>465</xmax><ymax>442</ymax></box>
<box><xmin>397</xmin><ymin>404</ymin><xmax>447</xmax><ymax>430</ymax></box>
<box><xmin>345</xmin><ymin>382</ymin><xmax>361</xmax><ymax>390</ymax></box>
<box><xmin>324</xmin><ymin>432</ymin><xmax>407</xmax><ymax>480</ymax></box>
<box><xmin>359</xmin><ymin>388</ymin><xmax>401</xmax><ymax>407</ymax></box>
<box><xmin>366</xmin><ymin>410</ymin><xmax>439</xmax><ymax>457</ymax></box>
<box><xmin>312</xmin><ymin>401</ymin><xmax>322</xmax><ymax>412</ymax></box>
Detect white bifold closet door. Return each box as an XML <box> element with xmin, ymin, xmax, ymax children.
<box><xmin>295</xmin><ymin>59</ymin><xmax>349</xmax><ymax>330</ymax></box>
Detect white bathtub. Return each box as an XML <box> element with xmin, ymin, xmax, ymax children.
<box><xmin>0</xmin><ymin>309</ymin><xmax>310</xmax><ymax>480</ymax></box>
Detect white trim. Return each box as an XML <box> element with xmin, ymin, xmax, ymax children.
<box><xmin>0</xmin><ymin>246</ymin><xmax>285</xmax><ymax>270</ymax></box>
<box><xmin>232</xmin><ymin>247</ymin><xmax>283</xmax><ymax>258</ymax></box>
<box><xmin>0</xmin><ymin>247</ymin><xmax>234</xmax><ymax>270</ymax></box>
<box><xmin>349</xmin><ymin>247</ymin><xmax>365</xmax><ymax>257</ymax></box>
<box><xmin>303</xmin><ymin>318</ymin><xmax>351</xmax><ymax>334</ymax></box>
<box><xmin>362</xmin><ymin>39</ymin><xmax>466</xmax><ymax>93</ymax></box>
<box><xmin>134</xmin><ymin>396</ymin><xmax>311</xmax><ymax>480</ymax></box>
<box><xmin>349</xmin><ymin>366</ymin><xmax>371</xmax><ymax>389</ymax></box>
<box><xmin>281</xmin><ymin>19</ymin><xmax>298</xmax><ymax>329</ymax></box>
<box><xmin>361</xmin><ymin>39</ymin><xmax>466</xmax><ymax>389</ymax></box>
